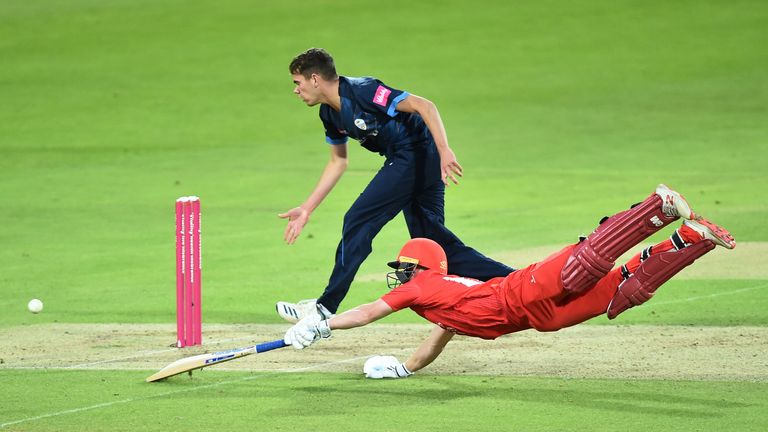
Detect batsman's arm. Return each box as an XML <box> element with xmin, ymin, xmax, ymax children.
<box><xmin>328</xmin><ymin>302</ymin><xmax>452</xmax><ymax>373</ymax></box>
<box><xmin>403</xmin><ymin>325</ymin><xmax>454</xmax><ymax>372</ymax></box>
<box><xmin>328</xmin><ymin>299</ymin><xmax>394</xmax><ymax>329</ymax></box>
<box><xmin>286</xmin><ymin>299</ymin><xmax>392</xmax><ymax>350</ymax></box>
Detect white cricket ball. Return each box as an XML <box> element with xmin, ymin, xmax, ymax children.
<box><xmin>28</xmin><ymin>299</ymin><xmax>44</xmax><ymax>314</ymax></box>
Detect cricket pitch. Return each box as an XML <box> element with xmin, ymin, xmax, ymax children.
<box><xmin>1</xmin><ymin>323</ymin><xmax>766</xmax><ymax>382</ymax></box>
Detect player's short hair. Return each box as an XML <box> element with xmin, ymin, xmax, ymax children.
<box><xmin>289</xmin><ymin>48</ymin><xmax>338</xmax><ymax>80</ymax></box>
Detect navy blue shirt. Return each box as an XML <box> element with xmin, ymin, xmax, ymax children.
<box><xmin>319</xmin><ymin>76</ymin><xmax>432</xmax><ymax>155</ymax></box>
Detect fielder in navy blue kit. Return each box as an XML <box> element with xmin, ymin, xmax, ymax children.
<box><xmin>276</xmin><ymin>48</ymin><xmax>514</xmax><ymax>322</ymax></box>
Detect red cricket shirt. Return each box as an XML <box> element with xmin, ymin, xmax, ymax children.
<box><xmin>380</xmin><ymin>245</ymin><xmax>593</xmax><ymax>339</ymax></box>
<box><xmin>380</xmin><ymin>270</ymin><xmax>531</xmax><ymax>339</ymax></box>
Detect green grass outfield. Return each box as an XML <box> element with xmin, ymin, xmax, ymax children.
<box><xmin>1</xmin><ymin>0</ymin><xmax>767</xmax><ymax>430</ymax></box>
<box><xmin>4</xmin><ymin>370</ymin><xmax>766</xmax><ymax>431</ymax></box>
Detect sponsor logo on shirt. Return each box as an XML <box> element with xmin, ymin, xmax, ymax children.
<box><xmin>442</xmin><ymin>276</ymin><xmax>482</xmax><ymax>287</ymax></box>
<box><xmin>354</xmin><ymin>119</ymin><xmax>367</xmax><ymax>130</ymax></box>
<box><xmin>372</xmin><ymin>85</ymin><xmax>392</xmax><ymax>107</ymax></box>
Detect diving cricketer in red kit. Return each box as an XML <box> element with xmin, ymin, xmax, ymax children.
<box><xmin>283</xmin><ymin>184</ymin><xmax>736</xmax><ymax>378</ymax></box>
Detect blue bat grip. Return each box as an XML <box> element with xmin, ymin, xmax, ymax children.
<box><xmin>255</xmin><ymin>339</ymin><xmax>288</xmax><ymax>353</ymax></box>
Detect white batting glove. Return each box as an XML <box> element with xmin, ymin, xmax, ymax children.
<box><xmin>363</xmin><ymin>355</ymin><xmax>413</xmax><ymax>379</ymax></box>
<box><xmin>283</xmin><ymin>324</ymin><xmax>314</xmax><ymax>349</ymax></box>
<box><xmin>283</xmin><ymin>318</ymin><xmax>331</xmax><ymax>350</ymax></box>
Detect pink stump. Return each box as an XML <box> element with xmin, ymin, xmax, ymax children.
<box><xmin>176</xmin><ymin>196</ymin><xmax>202</xmax><ymax>347</ymax></box>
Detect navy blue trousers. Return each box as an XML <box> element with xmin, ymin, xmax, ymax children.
<box><xmin>317</xmin><ymin>142</ymin><xmax>515</xmax><ymax>313</ymax></box>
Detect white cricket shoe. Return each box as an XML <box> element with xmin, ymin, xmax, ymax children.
<box><xmin>656</xmin><ymin>184</ymin><xmax>695</xmax><ymax>220</ymax></box>
<box><xmin>275</xmin><ymin>299</ymin><xmax>333</xmax><ymax>323</ymax></box>
<box><xmin>684</xmin><ymin>217</ymin><xmax>736</xmax><ymax>249</ymax></box>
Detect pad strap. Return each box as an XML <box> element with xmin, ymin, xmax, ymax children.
<box><xmin>607</xmin><ymin>240</ymin><xmax>715</xmax><ymax>319</ymax></box>
<box><xmin>562</xmin><ymin>192</ymin><xmax>677</xmax><ymax>294</ymax></box>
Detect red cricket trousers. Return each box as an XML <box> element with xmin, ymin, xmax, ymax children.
<box><xmin>504</xmin><ymin>226</ymin><xmax>699</xmax><ymax>332</ymax></box>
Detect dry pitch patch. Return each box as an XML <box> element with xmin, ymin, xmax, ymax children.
<box><xmin>1</xmin><ymin>323</ymin><xmax>766</xmax><ymax>382</ymax></box>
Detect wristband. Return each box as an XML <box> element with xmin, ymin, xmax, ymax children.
<box><xmin>394</xmin><ymin>363</ymin><xmax>413</xmax><ymax>377</ymax></box>
<box><xmin>315</xmin><ymin>320</ymin><xmax>332</xmax><ymax>339</ymax></box>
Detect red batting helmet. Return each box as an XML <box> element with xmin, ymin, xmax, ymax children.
<box><xmin>386</xmin><ymin>238</ymin><xmax>447</xmax><ymax>289</ymax></box>
<box><xmin>387</xmin><ymin>238</ymin><xmax>448</xmax><ymax>275</ymax></box>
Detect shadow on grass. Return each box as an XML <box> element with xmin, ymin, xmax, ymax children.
<box><xmin>291</xmin><ymin>377</ymin><xmax>754</xmax><ymax>419</ymax></box>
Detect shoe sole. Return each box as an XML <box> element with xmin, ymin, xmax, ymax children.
<box><xmin>656</xmin><ymin>184</ymin><xmax>694</xmax><ymax>220</ymax></box>
<box><xmin>684</xmin><ymin>218</ymin><xmax>736</xmax><ymax>249</ymax></box>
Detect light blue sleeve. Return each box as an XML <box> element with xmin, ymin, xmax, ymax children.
<box><xmin>386</xmin><ymin>91</ymin><xmax>411</xmax><ymax>117</ymax></box>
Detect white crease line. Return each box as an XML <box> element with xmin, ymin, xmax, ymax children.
<box><xmin>65</xmin><ymin>348</ymin><xmax>178</xmax><ymax>369</ymax></box>
<box><xmin>3</xmin><ymin>366</ymin><xmax>151</xmax><ymax>371</ymax></box>
<box><xmin>63</xmin><ymin>335</ymin><xmax>274</xmax><ymax>369</ymax></box>
<box><xmin>651</xmin><ymin>283</ymin><xmax>768</xmax><ymax>307</ymax></box>
<box><xmin>0</xmin><ymin>354</ymin><xmax>371</xmax><ymax>429</ymax></box>
<box><xmin>1</xmin><ymin>355</ymin><xmax>376</xmax><ymax>373</ymax></box>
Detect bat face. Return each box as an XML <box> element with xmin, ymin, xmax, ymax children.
<box><xmin>145</xmin><ymin>347</ymin><xmax>255</xmax><ymax>382</ymax></box>
<box><xmin>146</xmin><ymin>339</ymin><xmax>287</xmax><ymax>383</ymax></box>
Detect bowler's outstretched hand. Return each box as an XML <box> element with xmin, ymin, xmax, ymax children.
<box><xmin>278</xmin><ymin>206</ymin><xmax>309</xmax><ymax>244</ymax></box>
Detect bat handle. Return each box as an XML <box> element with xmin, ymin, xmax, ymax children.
<box><xmin>255</xmin><ymin>339</ymin><xmax>288</xmax><ymax>353</ymax></box>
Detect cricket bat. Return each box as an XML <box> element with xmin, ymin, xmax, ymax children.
<box><xmin>146</xmin><ymin>339</ymin><xmax>288</xmax><ymax>382</ymax></box>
